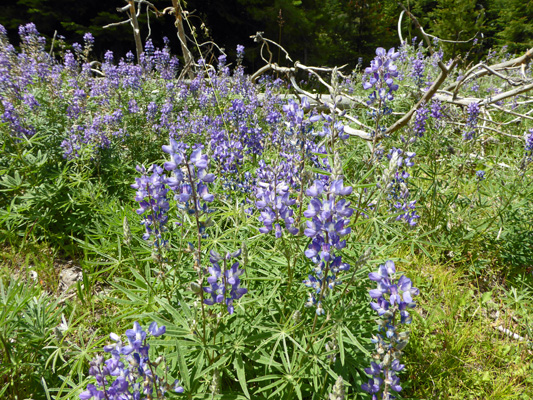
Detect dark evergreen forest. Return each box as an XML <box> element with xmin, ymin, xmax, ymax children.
<box><xmin>0</xmin><ymin>0</ymin><xmax>532</xmax><ymax>73</ymax></box>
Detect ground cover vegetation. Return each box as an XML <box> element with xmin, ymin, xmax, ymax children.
<box><xmin>1</xmin><ymin>3</ymin><xmax>533</xmax><ymax>400</ymax></box>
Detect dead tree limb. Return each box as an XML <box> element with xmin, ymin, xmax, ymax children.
<box><xmin>385</xmin><ymin>60</ymin><xmax>457</xmax><ymax>137</ymax></box>
<box><xmin>103</xmin><ymin>0</ymin><xmax>162</xmax><ymax>62</ymax></box>
<box><xmin>251</xmin><ymin>6</ymin><xmax>531</xmax><ymax>146</ymax></box>
<box><xmin>165</xmin><ymin>1</ymin><xmax>194</xmax><ymax>79</ymax></box>
<box><xmin>128</xmin><ymin>0</ymin><xmax>144</xmax><ymax>62</ymax></box>
<box><xmin>445</xmin><ymin>48</ymin><xmax>533</xmax><ymax>92</ymax></box>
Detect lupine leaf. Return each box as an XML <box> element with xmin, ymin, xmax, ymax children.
<box><xmin>233</xmin><ymin>353</ymin><xmax>250</xmax><ymax>399</ymax></box>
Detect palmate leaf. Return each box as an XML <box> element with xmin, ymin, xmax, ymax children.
<box><xmin>0</xmin><ymin>170</ymin><xmax>24</xmax><ymax>192</ymax></box>
<box><xmin>202</xmin><ymin>352</ymin><xmax>232</xmax><ymax>377</ymax></box>
<box><xmin>247</xmin><ymin>349</ymin><xmax>283</xmax><ymax>370</ymax></box>
<box><xmin>45</xmin><ymin>373</ymin><xmax>90</xmax><ymax>400</ymax></box>
<box><xmin>268</xmin><ymin>381</ymin><xmax>288</xmax><ymax>398</ymax></box>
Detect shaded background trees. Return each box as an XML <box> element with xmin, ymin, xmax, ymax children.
<box><xmin>0</xmin><ymin>0</ymin><xmax>532</xmax><ymax>68</ymax></box>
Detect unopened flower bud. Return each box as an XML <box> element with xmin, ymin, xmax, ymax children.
<box><xmin>123</xmin><ymin>216</ymin><xmax>131</xmax><ymax>245</ymax></box>
<box><xmin>329</xmin><ymin>375</ymin><xmax>345</xmax><ymax>400</ymax></box>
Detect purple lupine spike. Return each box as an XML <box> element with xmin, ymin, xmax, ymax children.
<box><xmin>254</xmin><ymin>169</ymin><xmax>299</xmax><ymax>237</ymax></box>
<box><xmin>464</xmin><ymin>102</ymin><xmax>480</xmax><ymax>140</ymax></box>
<box><xmin>82</xmin><ymin>322</ymin><xmax>183</xmax><ymax>398</ymax></box>
<box><xmin>203</xmin><ymin>249</ymin><xmax>247</xmax><ymax>314</ymax></box>
<box><xmin>131</xmin><ymin>165</ymin><xmax>171</xmax><ymax>246</ymax></box>
<box><xmin>302</xmin><ymin>178</ymin><xmax>354</xmax><ymax>313</ymax></box>
<box><xmin>363</xmin><ymin>261</ymin><xmax>419</xmax><ymax>399</ymax></box>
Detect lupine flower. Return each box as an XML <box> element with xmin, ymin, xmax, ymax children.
<box><xmin>283</xmin><ymin>97</ymin><xmax>320</xmax><ymax>137</ymax></box>
<box><xmin>430</xmin><ymin>99</ymin><xmax>443</xmax><ymax>120</ymax></box>
<box><xmin>362</xmin><ymin>261</ymin><xmax>419</xmax><ymax>400</ymax></box>
<box><xmin>83</xmin><ymin>32</ymin><xmax>95</xmax><ymax>47</ymax></box>
<box><xmin>329</xmin><ymin>375</ymin><xmax>345</xmax><ymax>400</ymax></box>
<box><xmin>236</xmin><ymin>44</ymin><xmax>245</xmax><ymax>59</ymax></box>
<box><xmin>464</xmin><ymin>102</ymin><xmax>480</xmax><ymax>140</ymax></box>
<box><xmin>523</xmin><ymin>129</ymin><xmax>533</xmax><ymax>169</ymax></box>
<box><xmin>362</xmin><ymin>47</ymin><xmax>400</xmax><ymax>141</ymax></box>
<box><xmin>413</xmin><ymin>103</ymin><xmax>429</xmax><ymax>137</ymax></box>
<box><xmin>525</xmin><ymin>129</ymin><xmax>533</xmax><ymax>156</ymax></box>
<box><xmin>380</xmin><ymin>149</ymin><xmax>419</xmax><ymax>226</ymax></box>
<box><xmin>476</xmin><ymin>170</ymin><xmax>485</xmax><ymax>180</ymax></box>
<box><xmin>410</xmin><ymin>52</ymin><xmax>425</xmax><ymax>88</ymax></box>
<box><xmin>303</xmin><ymin>179</ymin><xmax>353</xmax><ymax>313</ymax></box>
<box><xmin>318</xmin><ymin>112</ymin><xmax>347</xmax><ymax>140</ymax></box>
<box><xmin>162</xmin><ymin>140</ymin><xmax>216</xmax><ymax>237</ymax></box>
<box><xmin>363</xmin><ymin>47</ymin><xmax>400</xmax><ymax>107</ymax></box>
<box><xmin>393</xmin><ymin>200</ymin><xmax>419</xmax><ymax>227</ymax></box>
<box><xmin>80</xmin><ymin>322</ymin><xmax>183</xmax><ymax>399</ymax></box>
<box><xmin>128</xmin><ymin>99</ymin><xmax>140</xmax><ymax>114</ymax></box>
<box><xmin>254</xmin><ymin>173</ymin><xmax>298</xmax><ymax>238</ymax></box>
<box><xmin>131</xmin><ymin>165</ymin><xmax>170</xmax><ymax>246</ymax></box>
<box><xmin>203</xmin><ymin>249</ymin><xmax>247</xmax><ymax>314</ymax></box>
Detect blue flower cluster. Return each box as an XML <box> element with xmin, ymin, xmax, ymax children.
<box><xmin>162</xmin><ymin>139</ymin><xmax>216</xmax><ymax>231</ymax></box>
<box><xmin>363</xmin><ymin>47</ymin><xmax>400</xmax><ymax>108</ymax></box>
<box><xmin>131</xmin><ymin>140</ymin><xmax>216</xmax><ymax>246</ymax></box>
<box><xmin>80</xmin><ymin>321</ymin><xmax>184</xmax><ymax>399</ymax></box>
<box><xmin>302</xmin><ymin>179</ymin><xmax>353</xmax><ymax>314</ymax></box>
<box><xmin>203</xmin><ymin>249</ymin><xmax>247</xmax><ymax>314</ymax></box>
<box><xmin>362</xmin><ymin>47</ymin><xmax>400</xmax><ymax>143</ymax></box>
<box><xmin>282</xmin><ymin>97</ymin><xmax>320</xmax><ymax>138</ymax></box>
<box><xmin>131</xmin><ymin>165</ymin><xmax>170</xmax><ymax>247</ymax></box>
<box><xmin>525</xmin><ymin>129</ymin><xmax>533</xmax><ymax>158</ymax></box>
<box><xmin>464</xmin><ymin>102</ymin><xmax>480</xmax><ymax>140</ymax></box>
<box><xmin>361</xmin><ymin>261</ymin><xmax>419</xmax><ymax>400</ymax></box>
<box><xmin>255</xmin><ymin>172</ymin><xmax>298</xmax><ymax>238</ymax></box>
<box><xmin>410</xmin><ymin>51</ymin><xmax>425</xmax><ymax>88</ymax></box>
<box><xmin>381</xmin><ymin>149</ymin><xmax>419</xmax><ymax>226</ymax></box>
<box><xmin>413</xmin><ymin>103</ymin><xmax>429</xmax><ymax>137</ymax></box>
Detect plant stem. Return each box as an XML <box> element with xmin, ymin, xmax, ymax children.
<box><xmin>185</xmin><ymin>162</ymin><xmax>209</xmax><ymax>354</ymax></box>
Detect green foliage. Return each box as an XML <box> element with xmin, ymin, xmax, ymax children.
<box><xmin>428</xmin><ymin>0</ymin><xmax>485</xmax><ymax>56</ymax></box>
<box><xmin>0</xmin><ymin>279</ymin><xmax>67</xmax><ymax>399</ymax></box>
<box><xmin>0</xmin><ymin>125</ymin><xmax>111</xmax><ymax>246</ymax></box>
<box><xmin>406</xmin><ymin>262</ymin><xmax>533</xmax><ymax>399</ymax></box>
<box><xmin>493</xmin><ymin>0</ymin><xmax>533</xmax><ymax>52</ymax></box>
<box><xmin>1</xmin><ymin>20</ymin><xmax>533</xmax><ymax>400</ymax></box>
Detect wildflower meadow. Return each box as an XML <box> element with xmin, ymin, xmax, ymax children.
<box><xmin>1</xmin><ymin>5</ymin><xmax>533</xmax><ymax>400</ymax></box>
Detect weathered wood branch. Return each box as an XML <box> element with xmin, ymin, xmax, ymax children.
<box><xmin>103</xmin><ymin>0</ymin><xmax>161</xmax><ymax>62</ymax></box>
<box><xmin>247</xmin><ymin>9</ymin><xmax>531</xmax><ymax>145</ymax></box>
<box><xmin>385</xmin><ymin>60</ymin><xmax>457</xmax><ymax>138</ymax></box>
<box><xmin>167</xmin><ymin>0</ymin><xmax>194</xmax><ymax>79</ymax></box>
<box><xmin>128</xmin><ymin>0</ymin><xmax>144</xmax><ymax>63</ymax></box>
<box><xmin>445</xmin><ymin>48</ymin><xmax>533</xmax><ymax>92</ymax></box>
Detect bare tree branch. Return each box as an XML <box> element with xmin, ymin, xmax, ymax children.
<box><xmin>127</xmin><ymin>0</ymin><xmax>144</xmax><ymax>62</ymax></box>
<box><xmin>445</xmin><ymin>48</ymin><xmax>533</xmax><ymax>92</ymax></box>
<box><xmin>398</xmin><ymin>10</ymin><xmax>405</xmax><ymax>44</ymax></box>
<box><xmin>103</xmin><ymin>20</ymin><xmax>132</xmax><ymax>29</ymax></box>
<box><xmin>385</xmin><ymin>60</ymin><xmax>458</xmax><ymax>137</ymax></box>
<box><xmin>167</xmin><ymin>0</ymin><xmax>194</xmax><ymax>79</ymax></box>
<box><xmin>249</xmin><ymin>7</ymin><xmax>530</xmax><ymax>147</ymax></box>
